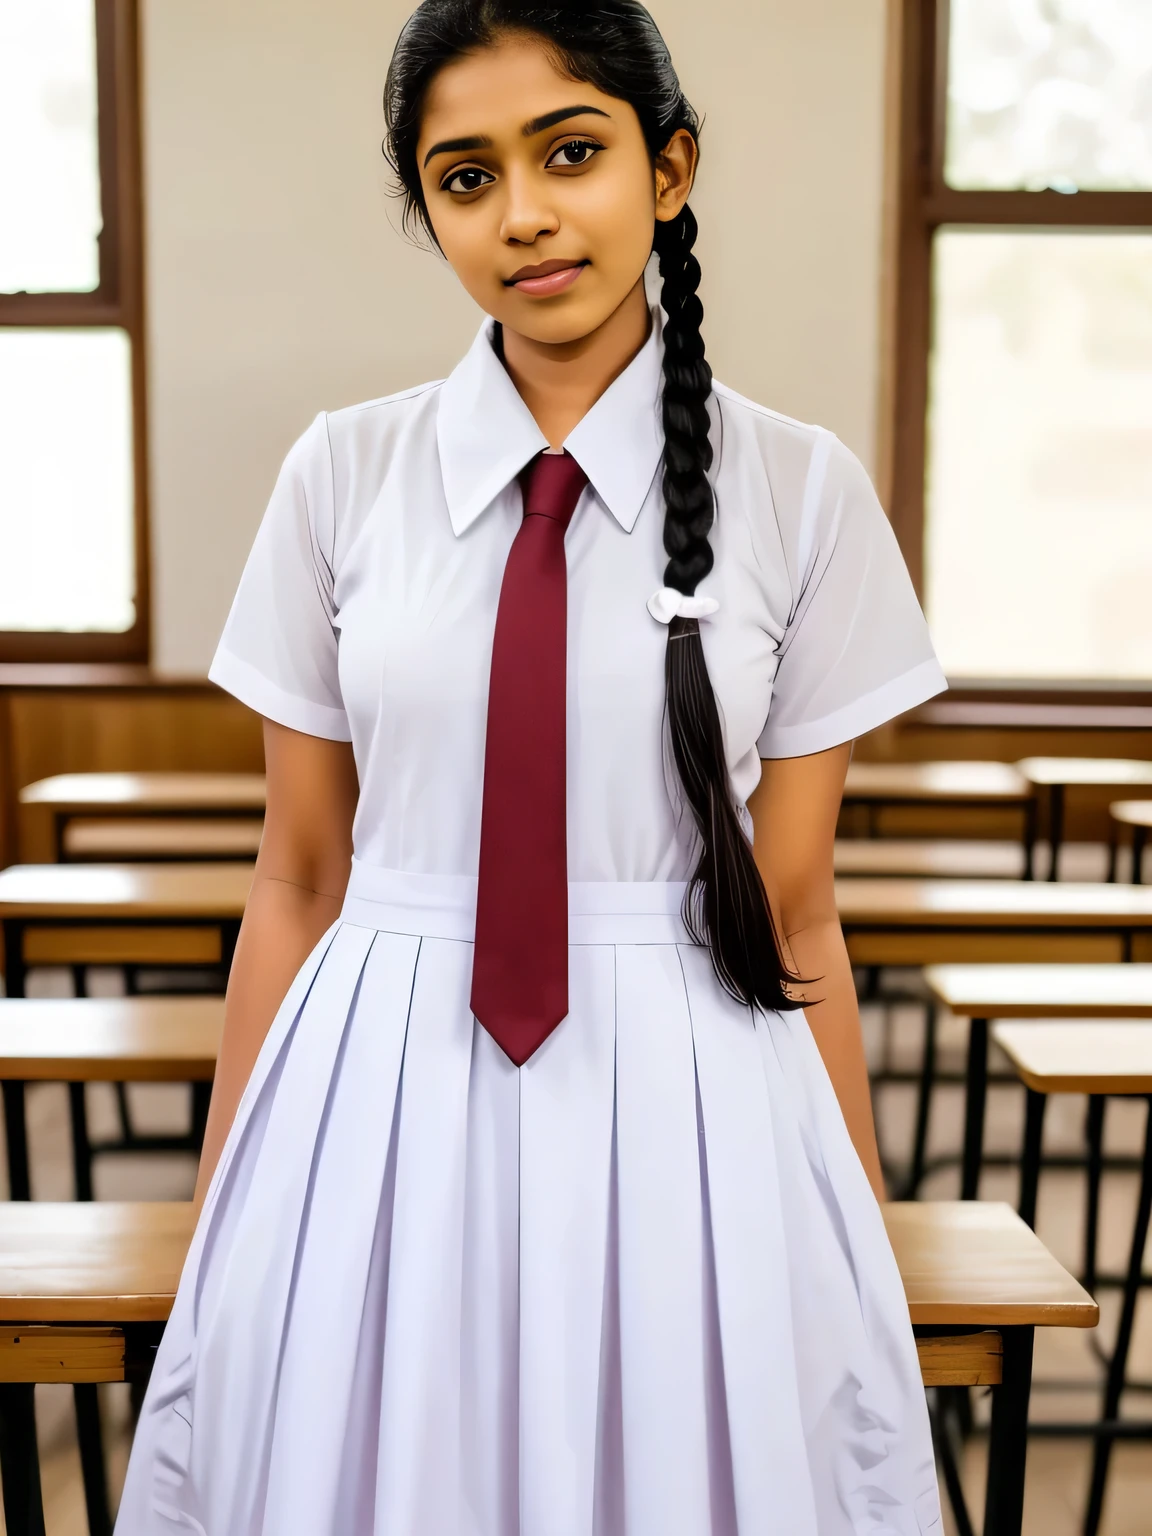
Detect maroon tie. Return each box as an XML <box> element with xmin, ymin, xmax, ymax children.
<box><xmin>470</xmin><ymin>451</ymin><xmax>589</xmax><ymax>1066</ymax></box>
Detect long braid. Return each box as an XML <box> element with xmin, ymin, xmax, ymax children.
<box><xmin>654</xmin><ymin>210</ymin><xmax>802</xmax><ymax>1011</ymax></box>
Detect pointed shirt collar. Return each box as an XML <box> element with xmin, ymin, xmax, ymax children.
<box><xmin>436</xmin><ymin>307</ymin><xmax>665</xmax><ymax>537</ymax></box>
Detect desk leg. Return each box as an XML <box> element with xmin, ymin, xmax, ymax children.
<box><xmin>902</xmin><ymin>1002</ymin><xmax>938</xmax><ymax>1199</ymax></box>
<box><xmin>1023</xmin><ymin>796</ymin><xmax>1038</xmax><ymax>882</ymax></box>
<box><xmin>0</xmin><ymin>1383</ymin><xmax>46</xmax><ymax>1536</ymax></box>
<box><xmin>1083</xmin><ymin>1097</ymin><xmax>1152</xmax><ymax>1536</ymax></box>
<box><xmin>2</xmin><ymin>920</ymin><xmax>26</xmax><ymax>999</ymax></box>
<box><xmin>1018</xmin><ymin>1090</ymin><xmax>1047</xmax><ymax>1230</ymax></box>
<box><xmin>73</xmin><ymin>1384</ymin><xmax>112</xmax><ymax>1536</ymax></box>
<box><xmin>961</xmin><ymin>1018</ymin><xmax>989</xmax><ymax>1201</ymax></box>
<box><xmin>221</xmin><ymin>919</ymin><xmax>241</xmax><ymax>977</ymax></box>
<box><xmin>68</xmin><ymin>1083</ymin><xmax>94</xmax><ymax>1201</ymax></box>
<box><xmin>2</xmin><ymin>1082</ymin><xmax>30</xmax><ymax>1201</ymax></box>
<box><xmin>1083</xmin><ymin>1096</ymin><xmax>1106</xmax><ymax>1294</ymax></box>
<box><xmin>984</xmin><ymin>1326</ymin><xmax>1034</xmax><ymax>1536</ymax></box>
<box><xmin>1047</xmin><ymin>784</ymin><xmax>1065</xmax><ymax>882</ymax></box>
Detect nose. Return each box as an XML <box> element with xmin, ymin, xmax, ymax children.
<box><xmin>499</xmin><ymin>166</ymin><xmax>560</xmax><ymax>246</ymax></box>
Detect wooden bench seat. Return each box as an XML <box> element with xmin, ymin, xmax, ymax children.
<box><xmin>844</xmin><ymin>761</ymin><xmax>1031</xmax><ymax>803</ymax></box>
<box><xmin>62</xmin><ymin>816</ymin><xmax>264</xmax><ymax>861</ymax></box>
<box><xmin>0</xmin><ymin>1200</ymin><xmax>1095</xmax><ymax>1536</ymax></box>
<box><xmin>834</xmin><ymin>839</ymin><xmax>1025</xmax><ymax>879</ymax></box>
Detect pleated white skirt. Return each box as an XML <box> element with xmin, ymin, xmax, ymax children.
<box><xmin>115</xmin><ymin>862</ymin><xmax>942</xmax><ymax>1535</ymax></box>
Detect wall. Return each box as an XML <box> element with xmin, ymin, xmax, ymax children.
<box><xmin>140</xmin><ymin>0</ymin><xmax>889</xmax><ymax>675</ymax></box>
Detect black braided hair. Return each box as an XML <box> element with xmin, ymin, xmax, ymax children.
<box><xmin>385</xmin><ymin>0</ymin><xmax>802</xmax><ymax>1013</ymax></box>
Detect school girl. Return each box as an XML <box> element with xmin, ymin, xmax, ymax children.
<box><xmin>116</xmin><ymin>2</ymin><xmax>948</xmax><ymax>1531</ymax></box>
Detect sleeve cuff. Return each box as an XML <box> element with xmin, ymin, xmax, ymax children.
<box><xmin>757</xmin><ymin>657</ymin><xmax>947</xmax><ymax>759</ymax></box>
<box><xmin>208</xmin><ymin>648</ymin><xmax>353</xmax><ymax>742</ymax></box>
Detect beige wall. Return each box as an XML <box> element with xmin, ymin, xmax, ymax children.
<box><xmin>141</xmin><ymin>0</ymin><xmax>889</xmax><ymax>675</ymax></box>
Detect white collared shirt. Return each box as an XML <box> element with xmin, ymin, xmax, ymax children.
<box><xmin>209</xmin><ymin>311</ymin><xmax>946</xmax><ymax>882</ymax></box>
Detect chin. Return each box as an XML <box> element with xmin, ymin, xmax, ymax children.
<box><xmin>499</xmin><ymin>295</ymin><xmax>623</xmax><ymax>346</ymax></box>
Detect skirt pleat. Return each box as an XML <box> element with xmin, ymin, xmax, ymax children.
<box><xmin>116</xmin><ymin>920</ymin><xmax>941</xmax><ymax>1536</ymax></box>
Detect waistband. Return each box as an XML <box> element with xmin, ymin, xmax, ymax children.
<box><xmin>341</xmin><ymin>859</ymin><xmax>693</xmax><ymax>945</ymax></box>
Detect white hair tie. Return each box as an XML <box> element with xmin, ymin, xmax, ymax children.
<box><xmin>646</xmin><ymin>587</ymin><xmax>720</xmax><ymax>625</ymax></box>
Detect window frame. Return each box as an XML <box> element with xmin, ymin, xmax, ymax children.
<box><xmin>883</xmin><ymin>0</ymin><xmax>1152</xmax><ymax>697</ymax></box>
<box><xmin>0</xmin><ymin>0</ymin><xmax>149</xmax><ymax>663</ymax></box>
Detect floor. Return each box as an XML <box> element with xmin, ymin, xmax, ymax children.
<box><xmin>3</xmin><ymin>912</ymin><xmax>1152</xmax><ymax>1533</ymax></box>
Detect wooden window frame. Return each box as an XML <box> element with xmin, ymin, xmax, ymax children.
<box><xmin>883</xmin><ymin>0</ymin><xmax>1152</xmax><ymax>702</ymax></box>
<box><xmin>0</xmin><ymin>0</ymin><xmax>149</xmax><ymax>664</ymax></box>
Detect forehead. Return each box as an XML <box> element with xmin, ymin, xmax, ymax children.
<box><xmin>417</xmin><ymin>35</ymin><xmax>622</xmax><ymax>146</ymax></box>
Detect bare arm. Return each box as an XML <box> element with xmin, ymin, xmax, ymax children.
<box><xmin>193</xmin><ymin>720</ymin><xmax>359</xmax><ymax>1211</ymax></box>
<box><xmin>748</xmin><ymin>744</ymin><xmax>885</xmax><ymax>1202</ymax></box>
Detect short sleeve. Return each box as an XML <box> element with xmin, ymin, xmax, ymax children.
<box><xmin>757</xmin><ymin>433</ymin><xmax>946</xmax><ymax>759</ymax></box>
<box><xmin>208</xmin><ymin>414</ymin><xmax>351</xmax><ymax>741</ymax></box>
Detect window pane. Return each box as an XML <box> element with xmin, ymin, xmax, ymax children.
<box><xmin>0</xmin><ymin>0</ymin><xmax>102</xmax><ymax>292</ymax></box>
<box><xmin>946</xmin><ymin>0</ymin><xmax>1152</xmax><ymax>191</ymax></box>
<box><xmin>0</xmin><ymin>329</ymin><xmax>135</xmax><ymax>632</ymax></box>
<box><xmin>925</xmin><ymin>230</ymin><xmax>1152</xmax><ymax>680</ymax></box>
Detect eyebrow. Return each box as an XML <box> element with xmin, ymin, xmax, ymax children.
<box><xmin>422</xmin><ymin>105</ymin><xmax>610</xmax><ymax>168</ymax></box>
<box><xmin>521</xmin><ymin>104</ymin><xmax>610</xmax><ymax>137</ymax></box>
<box><xmin>423</xmin><ymin>133</ymin><xmax>494</xmax><ymax>168</ymax></box>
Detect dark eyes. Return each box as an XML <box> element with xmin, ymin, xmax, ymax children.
<box><xmin>439</xmin><ymin>139</ymin><xmax>603</xmax><ymax>195</ymax></box>
<box><xmin>546</xmin><ymin>138</ymin><xmax>602</xmax><ymax>169</ymax></box>
<box><xmin>441</xmin><ymin>166</ymin><xmax>494</xmax><ymax>195</ymax></box>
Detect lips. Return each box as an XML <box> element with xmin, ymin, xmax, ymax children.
<box><xmin>504</xmin><ymin>259</ymin><xmax>589</xmax><ymax>297</ymax></box>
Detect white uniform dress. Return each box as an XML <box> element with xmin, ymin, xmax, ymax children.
<box><xmin>116</xmin><ymin>309</ymin><xmax>948</xmax><ymax>1536</ymax></box>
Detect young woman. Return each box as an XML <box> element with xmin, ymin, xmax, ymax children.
<box><xmin>117</xmin><ymin>3</ymin><xmax>947</xmax><ymax>1531</ymax></box>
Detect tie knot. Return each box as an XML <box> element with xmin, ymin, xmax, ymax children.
<box><xmin>519</xmin><ymin>451</ymin><xmax>589</xmax><ymax>529</ymax></box>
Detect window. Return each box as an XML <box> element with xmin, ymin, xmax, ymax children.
<box><xmin>0</xmin><ymin>0</ymin><xmax>147</xmax><ymax>662</ymax></box>
<box><xmin>886</xmin><ymin>0</ymin><xmax>1152</xmax><ymax>686</ymax></box>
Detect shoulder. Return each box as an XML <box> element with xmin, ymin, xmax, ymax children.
<box><xmin>282</xmin><ymin>379</ymin><xmax>447</xmax><ymax>565</ymax></box>
<box><xmin>711</xmin><ymin>380</ymin><xmax>874</xmax><ymax>534</ymax></box>
<box><xmin>323</xmin><ymin>377</ymin><xmax>445</xmax><ymax>462</ymax></box>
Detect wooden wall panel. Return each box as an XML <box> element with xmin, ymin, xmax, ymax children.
<box><xmin>0</xmin><ymin>680</ymin><xmax>262</xmax><ymax>866</ymax></box>
<box><xmin>2</xmin><ymin>678</ymin><xmax>1150</xmax><ymax>870</ymax></box>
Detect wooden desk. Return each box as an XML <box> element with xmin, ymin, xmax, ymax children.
<box><xmin>920</xmin><ymin>960</ymin><xmax>1152</xmax><ymax>1203</ymax></box>
<box><xmin>885</xmin><ymin>1200</ymin><xmax>1096</xmax><ymax>1536</ymax></box>
<box><xmin>0</xmin><ymin>1202</ymin><xmax>194</xmax><ymax>1535</ymax></box>
<box><xmin>989</xmin><ymin>1026</ymin><xmax>1152</xmax><ymax>1536</ymax></box>
<box><xmin>0</xmin><ymin>997</ymin><xmax>221</xmax><ymax>1082</ymax></box>
<box><xmin>837</xmin><ymin>879</ymin><xmax>1152</xmax><ymax>967</ymax></box>
<box><xmin>0</xmin><ymin>998</ymin><xmax>222</xmax><ymax>1201</ymax></box>
<box><xmin>925</xmin><ymin>963</ymin><xmax>1152</xmax><ymax>1020</ymax></box>
<box><xmin>0</xmin><ymin>865</ymin><xmax>246</xmax><ymax>1204</ymax></box>
<box><xmin>841</xmin><ymin>761</ymin><xmax>1036</xmax><ymax>874</ymax></box>
<box><xmin>0</xmin><ymin>862</ymin><xmax>252</xmax><ymax>991</ymax></box>
<box><xmin>1017</xmin><ymin>758</ymin><xmax>1152</xmax><ymax>882</ymax></box>
<box><xmin>20</xmin><ymin>773</ymin><xmax>266</xmax><ymax>863</ymax></box>
<box><xmin>0</xmin><ymin>1201</ymin><xmax>1094</xmax><ymax>1536</ymax></box>
<box><xmin>1111</xmin><ymin>800</ymin><xmax>1152</xmax><ymax>887</ymax></box>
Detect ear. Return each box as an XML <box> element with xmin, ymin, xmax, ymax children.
<box><xmin>653</xmin><ymin>128</ymin><xmax>698</xmax><ymax>223</ymax></box>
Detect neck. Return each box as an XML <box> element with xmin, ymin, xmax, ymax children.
<box><xmin>500</xmin><ymin>279</ymin><xmax>651</xmax><ymax>449</ymax></box>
